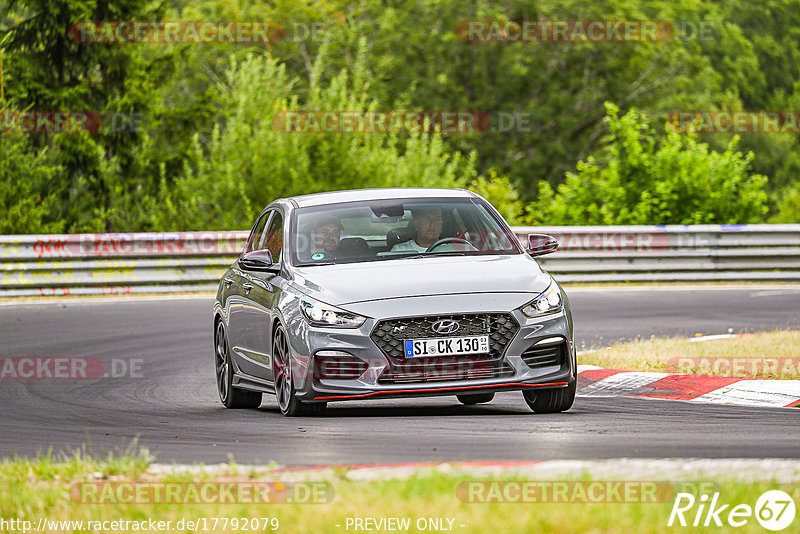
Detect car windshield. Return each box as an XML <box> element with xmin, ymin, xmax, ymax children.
<box><xmin>291</xmin><ymin>198</ymin><xmax>521</xmax><ymax>266</ymax></box>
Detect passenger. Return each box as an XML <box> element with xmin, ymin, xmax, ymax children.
<box><xmin>390</xmin><ymin>206</ymin><xmax>447</xmax><ymax>253</ymax></box>
<box><xmin>302</xmin><ymin>216</ymin><xmax>342</xmax><ymax>260</ymax></box>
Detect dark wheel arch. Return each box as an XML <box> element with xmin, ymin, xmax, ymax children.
<box><xmin>214</xmin><ymin>318</ymin><xmax>262</xmax><ymax>409</ymax></box>
<box><xmin>272</xmin><ymin>321</ymin><xmax>326</xmax><ymax>417</ymax></box>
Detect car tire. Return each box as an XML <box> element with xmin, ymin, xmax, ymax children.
<box><xmin>273</xmin><ymin>324</ymin><xmax>327</xmax><ymax>417</ymax></box>
<box><xmin>215</xmin><ymin>321</ymin><xmax>262</xmax><ymax>409</ymax></box>
<box><xmin>522</xmin><ymin>382</ymin><xmax>576</xmax><ymax>413</ymax></box>
<box><xmin>456</xmin><ymin>392</ymin><xmax>495</xmax><ymax>405</ymax></box>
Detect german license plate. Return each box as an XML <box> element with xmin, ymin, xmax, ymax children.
<box><xmin>403</xmin><ymin>335</ymin><xmax>489</xmax><ymax>358</ymax></box>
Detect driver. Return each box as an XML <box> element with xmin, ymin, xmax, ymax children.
<box><xmin>390</xmin><ymin>206</ymin><xmax>448</xmax><ymax>253</ymax></box>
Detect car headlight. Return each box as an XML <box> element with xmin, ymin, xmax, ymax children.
<box><xmin>300</xmin><ymin>298</ymin><xmax>367</xmax><ymax>328</ymax></box>
<box><xmin>520</xmin><ymin>277</ymin><xmax>563</xmax><ymax>317</ymax></box>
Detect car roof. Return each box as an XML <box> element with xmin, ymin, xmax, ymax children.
<box><xmin>283</xmin><ymin>188</ymin><xmax>477</xmax><ymax>208</ymax></box>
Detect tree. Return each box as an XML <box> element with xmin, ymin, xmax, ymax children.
<box><xmin>0</xmin><ymin>134</ymin><xmax>64</xmax><ymax>233</ymax></box>
<box><xmin>1</xmin><ymin>0</ymin><xmax>165</xmax><ymax>231</ymax></box>
<box><xmin>145</xmin><ymin>41</ymin><xmax>477</xmax><ymax>230</ymax></box>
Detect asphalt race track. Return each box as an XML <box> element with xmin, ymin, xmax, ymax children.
<box><xmin>1</xmin><ymin>286</ymin><xmax>799</xmax><ymax>465</ymax></box>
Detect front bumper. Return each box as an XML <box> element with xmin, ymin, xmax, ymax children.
<box><xmin>287</xmin><ymin>302</ymin><xmax>576</xmax><ymax>403</ymax></box>
<box><xmin>310</xmin><ymin>378</ymin><xmax>573</xmax><ymax>401</ymax></box>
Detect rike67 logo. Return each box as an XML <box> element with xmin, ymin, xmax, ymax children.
<box><xmin>669</xmin><ymin>490</ymin><xmax>796</xmax><ymax>531</ymax></box>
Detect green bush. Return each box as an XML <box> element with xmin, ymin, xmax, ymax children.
<box><xmin>526</xmin><ymin>103</ymin><xmax>768</xmax><ymax>225</ymax></box>
<box><xmin>468</xmin><ymin>170</ymin><xmax>524</xmax><ymax>224</ymax></box>
<box><xmin>769</xmin><ymin>187</ymin><xmax>800</xmax><ymax>223</ymax></box>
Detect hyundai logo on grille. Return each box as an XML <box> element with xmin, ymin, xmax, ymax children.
<box><xmin>431</xmin><ymin>319</ymin><xmax>460</xmax><ymax>335</ymax></box>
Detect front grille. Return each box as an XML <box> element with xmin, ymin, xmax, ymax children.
<box><xmin>521</xmin><ymin>341</ymin><xmax>567</xmax><ymax>369</ymax></box>
<box><xmin>370</xmin><ymin>313</ymin><xmax>519</xmax><ymax>363</ymax></box>
<box><xmin>378</xmin><ymin>355</ymin><xmax>515</xmax><ymax>384</ymax></box>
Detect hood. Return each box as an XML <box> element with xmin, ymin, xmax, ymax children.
<box><xmin>290</xmin><ymin>253</ymin><xmax>549</xmax><ymax>307</ymax></box>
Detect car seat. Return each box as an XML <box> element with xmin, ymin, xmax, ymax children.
<box><xmin>334</xmin><ymin>237</ymin><xmax>372</xmax><ymax>259</ymax></box>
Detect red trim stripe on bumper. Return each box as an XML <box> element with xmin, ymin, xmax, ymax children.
<box><xmin>313</xmin><ymin>381</ymin><xmax>569</xmax><ymax>400</ymax></box>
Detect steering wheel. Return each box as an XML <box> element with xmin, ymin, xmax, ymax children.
<box><xmin>425</xmin><ymin>237</ymin><xmax>478</xmax><ymax>252</ymax></box>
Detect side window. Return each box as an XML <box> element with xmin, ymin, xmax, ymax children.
<box><xmin>262</xmin><ymin>211</ymin><xmax>284</xmax><ymax>262</ymax></box>
<box><xmin>244</xmin><ymin>212</ymin><xmax>270</xmax><ymax>253</ymax></box>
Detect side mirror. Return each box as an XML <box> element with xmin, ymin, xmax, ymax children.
<box><xmin>240</xmin><ymin>249</ymin><xmax>278</xmax><ymax>271</ymax></box>
<box><xmin>526</xmin><ymin>234</ymin><xmax>559</xmax><ymax>257</ymax></box>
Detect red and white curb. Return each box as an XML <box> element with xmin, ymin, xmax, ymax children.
<box><xmin>577</xmin><ymin>365</ymin><xmax>800</xmax><ymax>408</ymax></box>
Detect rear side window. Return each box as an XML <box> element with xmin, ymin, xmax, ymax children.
<box><xmin>262</xmin><ymin>212</ymin><xmax>284</xmax><ymax>262</ymax></box>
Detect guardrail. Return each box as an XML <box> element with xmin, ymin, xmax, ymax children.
<box><xmin>0</xmin><ymin>232</ymin><xmax>248</xmax><ymax>297</ymax></box>
<box><xmin>1</xmin><ymin>225</ymin><xmax>799</xmax><ymax>297</ymax></box>
<box><xmin>523</xmin><ymin>224</ymin><xmax>800</xmax><ymax>283</ymax></box>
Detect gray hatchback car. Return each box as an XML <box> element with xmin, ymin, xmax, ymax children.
<box><xmin>213</xmin><ymin>188</ymin><xmax>576</xmax><ymax>416</ymax></box>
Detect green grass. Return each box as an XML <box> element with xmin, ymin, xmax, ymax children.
<box><xmin>580</xmin><ymin>330</ymin><xmax>800</xmax><ymax>379</ymax></box>
<box><xmin>1</xmin><ymin>453</ymin><xmax>798</xmax><ymax>533</ymax></box>
<box><xmin>0</xmin><ymin>446</ymin><xmax>151</xmax><ymax>482</ymax></box>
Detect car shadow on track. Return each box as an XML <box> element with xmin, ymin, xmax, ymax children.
<box><xmin>254</xmin><ymin>398</ymin><xmax>558</xmax><ymax>418</ymax></box>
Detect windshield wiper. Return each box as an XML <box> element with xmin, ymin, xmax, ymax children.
<box><xmin>405</xmin><ymin>251</ymin><xmax>469</xmax><ymax>259</ymax></box>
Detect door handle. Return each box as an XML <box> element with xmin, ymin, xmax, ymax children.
<box><xmin>223</xmin><ymin>277</ymin><xmax>234</xmax><ymax>288</ymax></box>
<box><xmin>242</xmin><ymin>283</ymin><xmax>253</xmax><ymax>293</ymax></box>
